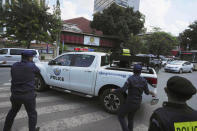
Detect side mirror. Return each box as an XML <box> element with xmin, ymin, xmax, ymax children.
<box><xmin>48</xmin><ymin>60</ymin><xmax>56</xmax><ymax>65</ymax></box>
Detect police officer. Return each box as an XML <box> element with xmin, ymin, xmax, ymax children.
<box><xmin>3</xmin><ymin>50</ymin><xmax>40</xmax><ymax>131</ymax></box>
<box><xmin>112</xmin><ymin>64</ymin><xmax>155</xmax><ymax>131</ymax></box>
<box><xmin>148</xmin><ymin>76</ymin><xmax>197</xmax><ymax>131</ymax></box>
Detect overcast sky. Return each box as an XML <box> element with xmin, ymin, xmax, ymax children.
<box><xmin>48</xmin><ymin>0</ymin><xmax>197</xmax><ymax>36</ymax></box>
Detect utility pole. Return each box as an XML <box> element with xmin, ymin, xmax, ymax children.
<box><xmin>54</xmin><ymin>0</ymin><xmax>61</xmax><ymax>57</ymax></box>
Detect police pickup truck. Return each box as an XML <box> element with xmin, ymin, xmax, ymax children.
<box><xmin>35</xmin><ymin>52</ymin><xmax>158</xmax><ymax>113</ymax></box>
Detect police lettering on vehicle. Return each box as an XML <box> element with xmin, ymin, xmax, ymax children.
<box><xmin>50</xmin><ymin>75</ymin><xmax>64</xmax><ymax>81</ymax></box>
<box><xmin>50</xmin><ymin>68</ymin><xmax>64</xmax><ymax>81</ymax></box>
<box><xmin>99</xmin><ymin>71</ymin><xmax>127</xmax><ymax>78</ymax></box>
<box><xmin>174</xmin><ymin>121</ymin><xmax>197</xmax><ymax>131</ymax></box>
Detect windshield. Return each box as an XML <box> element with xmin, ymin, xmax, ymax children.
<box><xmin>169</xmin><ymin>61</ymin><xmax>183</xmax><ymax>65</ymax></box>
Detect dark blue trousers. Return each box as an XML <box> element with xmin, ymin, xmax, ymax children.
<box><xmin>118</xmin><ymin>102</ymin><xmax>140</xmax><ymax>131</ymax></box>
<box><xmin>3</xmin><ymin>93</ymin><xmax>37</xmax><ymax>131</ymax></box>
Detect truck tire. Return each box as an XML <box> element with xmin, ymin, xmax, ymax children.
<box><xmin>35</xmin><ymin>75</ymin><xmax>46</xmax><ymax>92</ymax></box>
<box><xmin>100</xmin><ymin>89</ymin><xmax>125</xmax><ymax>114</ymax></box>
<box><xmin>189</xmin><ymin>68</ymin><xmax>193</xmax><ymax>73</ymax></box>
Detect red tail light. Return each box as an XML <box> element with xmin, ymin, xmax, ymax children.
<box><xmin>145</xmin><ymin>77</ymin><xmax>157</xmax><ymax>88</ymax></box>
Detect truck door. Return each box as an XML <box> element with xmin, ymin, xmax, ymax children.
<box><xmin>47</xmin><ymin>54</ymin><xmax>74</xmax><ymax>89</ymax></box>
<box><xmin>10</xmin><ymin>49</ymin><xmax>23</xmax><ymax>63</ymax></box>
<box><xmin>182</xmin><ymin>62</ymin><xmax>189</xmax><ymax>72</ymax></box>
<box><xmin>0</xmin><ymin>49</ymin><xmax>9</xmax><ymax>64</ymax></box>
<box><xmin>185</xmin><ymin>62</ymin><xmax>192</xmax><ymax>72</ymax></box>
<box><xmin>69</xmin><ymin>54</ymin><xmax>96</xmax><ymax>94</ymax></box>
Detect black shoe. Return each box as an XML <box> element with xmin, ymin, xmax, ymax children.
<box><xmin>36</xmin><ymin>127</ymin><xmax>40</xmax><ymax>131</ymax></box>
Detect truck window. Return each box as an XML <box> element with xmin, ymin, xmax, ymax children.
<box><xmin>10</xmin><ymin>49</ymin><xmax>23</xmax><ymax>55</ymax></box>
<box><xmin>28</xmin><ymin>50</ymin><xmax>37</xmax><ymax>55</ymax></box>
<box><xmin>73</xmin><ymin>54</ymin><xmax>95</xmax><ymax>67</ymax></box>
<box><xmin>55</xmin><ymin>54</ymin><xmax>73</xmax><ymax>66</ymax></box>
<box><xmin>101</xmin><ymin>56</ymin><xmax>110</xmax><ymax>66</ymax></box>
<box><xmin>10</xmin><ymin>49</ymin><xmax>37</xmax><ymax>55</ymax></box>
<box><xmin>0</xmin><ymin>49</ymin><xmax>8</xmax><ymax>54</ymax></box>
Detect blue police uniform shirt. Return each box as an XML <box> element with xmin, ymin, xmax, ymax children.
<box><xmin>11</xmin><ymin>60</ymin><xmax>40</xmax><ymax>94</ymax></box>
<box><xmin>148</xmin><ymin>102</ymin><xmax>197</xmax><ymax>131</ymax></box>
<box><xmin>116</xmin><ymin>74</ymin><xmax>149</xmax><ymax>104</ymax></box>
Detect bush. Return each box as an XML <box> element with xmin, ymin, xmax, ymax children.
<box><xmin>41</xmin><ymin>55</ymin><xmax>45</xmax><ymax>60</ymax></box>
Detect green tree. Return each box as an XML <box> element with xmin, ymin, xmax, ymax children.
<box><xmin>125</xmin><ymin>34</ymin><xmax>148</xmax><ymax>54</ymax></box>
<box><xmin>91</xmin><ymin>3</ymin><xmax>144</xmax><ymax>44</ymax></box>
<box><xmin>179</xmin><ymin>21</ymin><xmax>197</xmax><ymax>50</ymax></box>
<box><xmin>146</xmin><ymin>31</ymin><xmax>178</xmax><ymax>56</ymax></box>
<box><xmin>0</xmin><ymin>0</ymin><xmax>61</xmax><ymax>48</ymax></box>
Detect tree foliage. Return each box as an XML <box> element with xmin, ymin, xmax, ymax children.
<box><xmin>0</xmin><ymin>0</ymin><xmax>61</xmax><ymax>48</ymax></box>
<box><xmin>146</xmin><ymin>31</ymin><xmax>178</xmax><ymax>56</ymax></box>
<box><xmin>179</xmin><ymin>21</ymin><xmax>197</xmax><ymax>50</ymax></box>
<box><xmin>125</xmin><ymin>34</ymin><xmax>148</xmax><ymax>54</ymax></box>
<box><xmin>91</xmin><ymin>3</ymin><xmax>144</xmax><ymax>43</ymax></box>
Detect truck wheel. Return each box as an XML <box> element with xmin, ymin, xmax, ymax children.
<box><xmin>190</xmin><ymin>68</ymin><xmax>193</xmax><ymax>73</ymax></box>
<box><xmin>35</xmin><ymin>75</ymin><xmax>46</xmax><ymax>92</ymax></box>
<box><xmin>100</xmin><ymin>89</ymin><xmax>125</xmax><ymax>114</ymax></box>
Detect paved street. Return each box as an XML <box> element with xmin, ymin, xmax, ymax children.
<box><xmin>0</xmin><ymin>67</ymin><xmax>196</xmax><ymax>131</ymax></box>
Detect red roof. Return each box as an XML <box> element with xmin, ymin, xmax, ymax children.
<box><xmin>63</xmin><ymin>17</ymin><xmax>103</xmax><ymax>36</ymax></box>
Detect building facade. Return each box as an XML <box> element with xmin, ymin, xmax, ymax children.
<box><xmin>94</xmin><ymin>0</ymin><xmax>140</xmax><ymax>13</ymax></box>
<box><xmin>60</xmin><ymin>17</ymin><xmax>118</xmax><ymax>52</ymax></box>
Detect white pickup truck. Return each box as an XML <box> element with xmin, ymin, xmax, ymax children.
<box><xmin>35</xmin><ymin>52</ymin><xmax>158</xmax><ymax>113</ymax></box>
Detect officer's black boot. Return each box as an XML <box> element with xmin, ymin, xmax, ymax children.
<box><xmin>35</xmin><ymin>127</ymin><xmax>40</xmax><ymax>131</ymax></box>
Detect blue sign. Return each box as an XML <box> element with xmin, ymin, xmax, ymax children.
<box><xmin>53</xmin><ymin>68</ymin><xmax>61</xmax><ymax>76</ymax></box>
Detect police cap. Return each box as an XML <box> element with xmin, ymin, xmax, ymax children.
<box><xmin>134</xmin><ymin>64</ymin><xmax>142</xmax><ymax>71</ymax></box>
<box><xmin>167</xmin><ymin>76</ymin><xmax>196</xmax><ymax>97</ymax></box>
<box><xmin>21</xmin><ymin>50</ymin><xmax>36</xmax><ymax>57</ymax></box>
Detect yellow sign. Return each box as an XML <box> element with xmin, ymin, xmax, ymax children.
<box><xmin>90</xmin><ymin>37</ymin><xmax>95</xmax><ymax>43</ymax></box>
<box><xmin>174</xmin><ymin>121</ymin><xmax>197</xmax><ymax>131</ymax></box>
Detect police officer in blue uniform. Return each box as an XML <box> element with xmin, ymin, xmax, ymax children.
<box><xmin>112</xmin><ymin>64</ymin><xmax>155</xmax><ymax>131</ymax></box>
<box><xmin>148</xmin><ymin>76</ymin><xmax>197</xmax><ymax>131</ymax></box>
<box><xmin>3</xmin><ymin>50</ymin><xmax>40</xmax><ymax>131</ymax></box>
